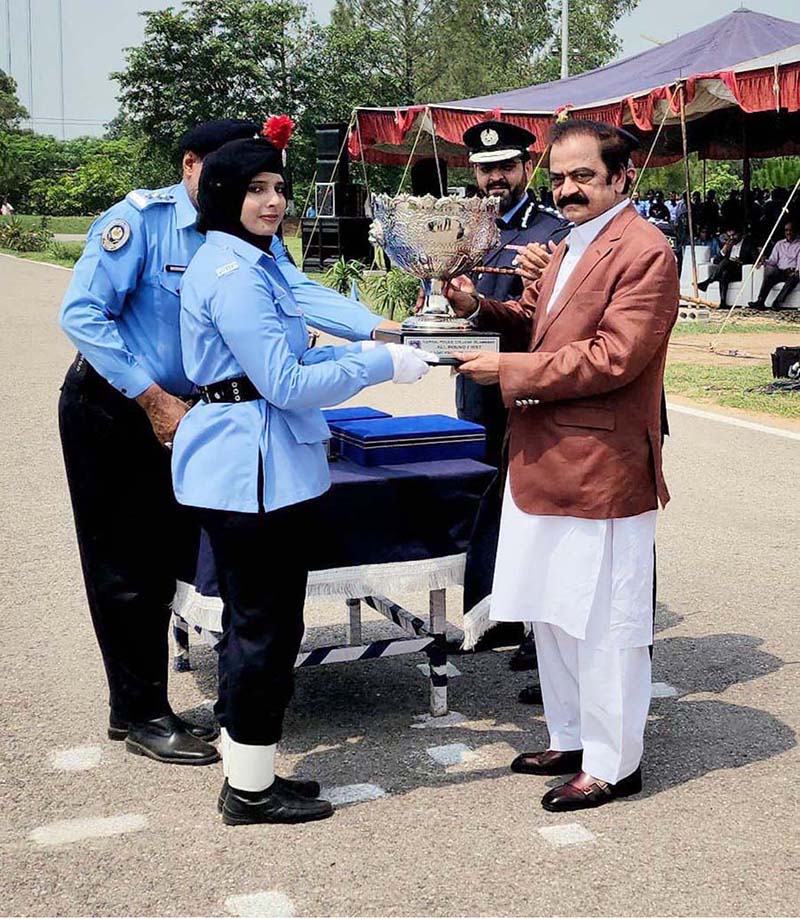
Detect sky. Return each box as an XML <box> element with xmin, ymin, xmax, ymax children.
<box><xmin>1</xmin><ymin>0</ymin><xmax>798</xmax><ymax>138</ymax></box>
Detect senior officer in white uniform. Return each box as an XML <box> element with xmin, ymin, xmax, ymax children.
<box><xmin>446</xmin><ymin>119</ymin><xmax>678</xmax><ymax>812</ymax></box>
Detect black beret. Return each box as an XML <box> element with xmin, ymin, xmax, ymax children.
<box><xmin>179</xmin><ymin>119</ymin><xmax>261</xmax><ymax>156</ymax></box>
<box><xmin>462</xmin><ymin>119</ymin><xmax>536</xmax><ymax>164</ymax></box>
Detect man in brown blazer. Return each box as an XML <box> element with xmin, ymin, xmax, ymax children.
<box><xmin>447</xmin><ymin>119</ymin><xmax>678</xmax><ymax>812</ymax></box>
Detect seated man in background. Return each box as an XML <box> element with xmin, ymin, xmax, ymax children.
<box><xmin>749</xmin><ymin>220</ymin><xmax>800</xmax><ymax>310</ymax></box>
<box><xmin>697</xmin><ymin>223</ymin><xmax>757</xmax><ymax>308</ymax></box>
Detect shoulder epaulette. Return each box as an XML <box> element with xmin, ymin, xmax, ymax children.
<box><xmin>126</xmin><ymin>189</ymin><xmax>177</xmax><ymax>211</ymax></box>
<box><xmin>537</xmin><ymin>204</ymin><xmax>562</xmax><ymax>218</ymax></box>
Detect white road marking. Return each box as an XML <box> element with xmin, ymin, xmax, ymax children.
<box><xmin>426</xmin><ymin>743</ymin><xmax>476</xmax><ymax>766</ymax></box>
<box><xmin>225</xmin><ymin>891</ymin><xmax>295</xmax><ymax>918</ymax></box>
<box><xmin>538</xmin><ymin>823</ymin><xmax>596</xmax><ymax>847</ymax></box>
<box><xmin>29</xmin><ymin>813</ymin><xmax>147</xmax><ymax>847</ymax></box>
<box><xmin>320</xmin><ymin>783</ymin><xmax>387</xmax><ymax>806</ymax></box>
<box><xmin>416</xmin><ymin>662</ymin><xmax>462</xmax><ymax>678</ymax></box>
<box><xmin>49</xmin><ymin>746</ymin><xmax>103</xmax><ymax>772</ymax></box>
<box><xmin>668</xmin><ymin>402</ymin><xmax>800</xmax><ymax>442</ymax></box>
<box><xmin>651</xmin><ymin>681</ymin><xmax>679</xmax><ymax>698</ymax></box>
<box><xmin>0</xmin><ymin>251</ymin><xmax>73</xmax><ymax>272</ymax></box>
<box><xmin>411</xmin><ymin>711</ymin><xmax>467</xmax><ymax>728</ymax></box>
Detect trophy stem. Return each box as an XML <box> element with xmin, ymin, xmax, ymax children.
<box><xmin>425</xmin><ymin>279</ymin><xmax>450</xmax><ymax>316</ymax></box>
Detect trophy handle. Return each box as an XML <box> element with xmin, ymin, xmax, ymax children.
<box><xmin>424</xmin><ymin>278</ymin><xmax>451</xmax><ymax>316</ymax></box>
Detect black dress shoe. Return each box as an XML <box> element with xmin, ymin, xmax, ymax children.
<box><xmin>109</xmin><ymin>713</ymin><xmax>219</xmax><ymax>743</ymax></box>
<box><xmin>216</xmin><ymin>776</ymin><xmax>322</xmax><ymax>813</ymax></box>
<box><xmin>124</xmin><ymin>714</ymin><xmax>220</xmax><ymax>766</ymax></box>
<box><xmin>222</xmin><ymin>782</ymin><xmax>334</xmax><ymax>825</ymax></box>
<box><xmin>517</xmin><ymin>683</ymin><xmax>543</xmax><ymax>705</ymax></box>
<box><xmin>509</xmin><ymin>635</ymin><xmax>538</xmax><ymax>672</ymax></box>
<box><xmin>511</xmin><ymin>748</ymin><xmax>583</xmax><ymax>775</ymax></box>
<box><xmin>541</xmin><ymin>767</ymin><xmax>643</xmax><ymax>812</ymax></box>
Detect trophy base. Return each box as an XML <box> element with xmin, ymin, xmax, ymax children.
<box><xmin>374</xmin><ymin>326</ymin><xmax>500</xmax><ymax>365</ymax></box>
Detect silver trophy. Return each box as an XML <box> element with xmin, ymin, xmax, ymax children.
<box><xmin>369</xmin><ymin>194</ymin><xmax>502</xmax><ymax>363</ymax></box>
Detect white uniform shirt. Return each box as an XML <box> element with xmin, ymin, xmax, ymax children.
<box><xmin>490</xmin><ymin>197</ymin><xmax>657</xmax><ymax>648</ymax></box>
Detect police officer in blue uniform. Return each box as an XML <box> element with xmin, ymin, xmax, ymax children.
<box><xmin>456</xmin><ymin>121</ymin><xmax>570</xmax><ymax>660</ymax></box>
<box><xmin>457</xmin><ymin>120</ymin><xmax>570</xmax><ymax>465</ymax></box>
<box><xmin>174</xmin><ymin>127</ymin><xmax>430</xmax><ymax>824</ymax></box>
<box><xmin>58</xmin><ymin>119</ymin><xmax>399</xmax><ymax>766</ymax></box>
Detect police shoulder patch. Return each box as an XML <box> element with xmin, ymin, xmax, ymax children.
<box><xmin>216</xmin><ymin>261</ymin><xmax>240</xmax><ymax>278</ymax></box>
<box><xmin>101</xmin><ymin>219</ymin><xmax>131</xmax><ymax>252</ymax></box>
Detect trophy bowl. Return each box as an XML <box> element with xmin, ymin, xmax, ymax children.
<box><xmin>369</xmin><ymin>194</ymin><xmax>503</xmax><ymax>363</ymax></box>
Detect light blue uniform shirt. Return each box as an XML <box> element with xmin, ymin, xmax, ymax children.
<box><xmin>172</xmin><ymin>231</ymin><xmax>395</xmax><ymax>514</ymax></box>
<box><xmin>59</xmin><ymin>182</ymin><xmax>382</xmax><ymax>399</ymax></box>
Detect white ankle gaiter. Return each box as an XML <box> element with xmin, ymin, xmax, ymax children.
<box><xmin>227</xmin><ymin>737</ymin><xmax>277</xmax><ymax>793</ymax></box>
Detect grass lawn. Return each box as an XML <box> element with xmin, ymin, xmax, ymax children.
<box><xmin>665</xmin><ymin>361</ymin><xmax>800</xmax><ymax>419</ymax></box>
<box><xmin>0</xmin><ymin>214</ymin><xmax>94</xmax><ymax>234</ymax></box>
<box><xmin>671</xmin><ymin>320</ymin><xmax>799</xmax><ymax>336</ymax></box>
<box><xmin>0</xmin><ymin>246</ymin><xmax>79</xmax><ymax>269</ymax></box>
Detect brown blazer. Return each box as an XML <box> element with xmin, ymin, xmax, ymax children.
<box><xmin>475</xmin><ymin>203</ymin><xmax>679</xmax><ymax>519</ymax></box>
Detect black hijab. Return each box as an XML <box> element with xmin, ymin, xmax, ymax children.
<box><xmin>197</xmin><ymin>136</ymin><xmax>286</xmax><ymax>250</ymax></box>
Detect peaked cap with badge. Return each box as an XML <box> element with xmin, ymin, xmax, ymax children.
<box><xmin>463</xmin><ymin>120</ymin><xmax>537</xmax><ymax>165</ymax></box>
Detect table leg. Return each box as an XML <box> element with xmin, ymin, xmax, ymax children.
<box><xmin>346</xmin><ymin>598</ymin><xmax>363</xmax><ymax>646</ymax></box>
<box><xmin>428</xmin><ymin>588</ymin><xmax>448</xmax><ymax>716</ymax></box>
<box><xmin>172</xmin><ymin>613</ymin><xmax>191</xmax><ymax>672</ymax></box>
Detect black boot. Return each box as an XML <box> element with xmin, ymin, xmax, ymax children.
<box><xmin>222</xmin><ymin>782</ymin><xmax>334</xmax><ymax>825</ymax></box>
<box><xmin>217</xmin><ymin>776</ymin><xmax>322</xmax><ymax>813</ymax></box>
<box><xmin>124</xmin><ymin>713</ymin><xmax>220</xmax><ymax>766</ymax></box>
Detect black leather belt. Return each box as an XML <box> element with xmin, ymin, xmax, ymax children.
<box><xmin>198</xmin><ymin>376</ymin><xmax>261</xmax><ymax>404</ymax></box>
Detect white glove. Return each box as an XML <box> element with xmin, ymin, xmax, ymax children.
<box><xmin>360</xmin><ymin>340</ymin><xmax>378</xmax><ymax>352</ymax></box>
<box><xmin>385</xmin><ymin>343</ymin><xmax>434</xmax><ymax>384</ymax></box>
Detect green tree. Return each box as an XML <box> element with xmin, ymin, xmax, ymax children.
<box><xmin>332</xmin><ymin>0</ymin><xmax>640</xmax><ymax>103</ymax></box>
<box><xmin>0</xmin><ymin>69</ymin><xmax>27</xmax><ymax>130</ymax></box>
<box><xmin>113</xmin><ymin>0</ymin><xmax>317</xmax><ymax>161</ymax></box>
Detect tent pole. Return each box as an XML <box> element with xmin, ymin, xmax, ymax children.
<box><xmin>428</xmin><ymin>108</ymin><xmax>446</xmax><ymax>197</ymax></box>
<box><xmin>679</xmin><ymin>84</ymin><xmax>698</xmax><ymax>299</ymax></box>
<box><xmin>742</xmin><ymin>118</ymin><xmax>751</xmax><ymax>231</ymax></box>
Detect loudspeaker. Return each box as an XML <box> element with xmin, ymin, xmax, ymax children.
<box><xmin>410</xmin><ymin>158</ymin><xmax>448</xmax><ymax>197</ymax></box>
<box><xmin>316</xmin><ymin>123</ymin><xmax>349</xmax><ymax>190</ymax></box>
<box><xmin>301</xmin><ymin>217</ymin><xmax>373</xmax><ymax>271</ymax></box>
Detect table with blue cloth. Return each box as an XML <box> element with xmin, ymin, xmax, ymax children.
<box><xmin>171</xmin><ymin>457</ymin><xmax>498</xmax><ymax>716</ymax></box>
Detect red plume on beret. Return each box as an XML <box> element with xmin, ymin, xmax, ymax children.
<box><xmin>262</xmin><ymin>115</ymin><xmax>295</xmax><ymax>150</ymax></box>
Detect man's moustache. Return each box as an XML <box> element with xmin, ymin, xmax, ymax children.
<box><xmin>558</xmin><ymin>194</ymin><xmax>589</xmax><ymax>207</ymax></box>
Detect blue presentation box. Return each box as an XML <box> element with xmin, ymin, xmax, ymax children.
<box><xmin>332</xmin><ymin>414</ymin><xmax>486</xmax><ymax>466</ymax></box>
<box><xmin>323</xmin><ymin>407</ymin><xmax>392</xmax><ymax>424</ymax></box>
<box><xmin>323</xmin><ymin>406</ymin><xmax>392</xmax><ymax>458</ymax></box>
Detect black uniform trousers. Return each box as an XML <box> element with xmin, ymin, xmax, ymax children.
<box><xmin>58</xmin><ymin>358</ymin><xmax>198</xmax><ymax>724</ymax></box>
<box><xmin>200</xmin><ymin>499</ymin><xmax>314</xmax><ymax>746</ymax></box>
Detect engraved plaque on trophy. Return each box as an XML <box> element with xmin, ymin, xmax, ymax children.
<box><xmin>369</xmin><ymin>194</ymin><xmax>502</xmax><ymax>365</ymax></box>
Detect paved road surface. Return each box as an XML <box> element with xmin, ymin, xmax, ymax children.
<box><xmin>1</xmin><ymin>253</ymin><xmax>798</xmax><ymax>917</ymax></box>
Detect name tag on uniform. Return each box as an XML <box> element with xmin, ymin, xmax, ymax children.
<box><xmin>216</xmin><ymin>261</ymin><xmax>240</xmax><ymax>278</ymax></box>
<box><xmin>165</xmin><ymin>264</ymin><xmax>187</xmax><ymax>273</ymax></box>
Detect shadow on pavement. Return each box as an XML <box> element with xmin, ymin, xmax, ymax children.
<box><xmin>177</xmin><ymin>613</ymin><xmax>796</xmax><ymax>804</ymax></box>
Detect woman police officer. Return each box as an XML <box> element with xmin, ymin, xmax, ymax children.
<box><xmin>172</xmin><ymin>120</ymin><xmax>433</xmax><ymax>825</ymax></box>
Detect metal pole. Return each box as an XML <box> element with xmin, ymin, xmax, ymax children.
<box><xmin>561</xmin><ymin>0</ymin><xmax>569</xmax><ymax>79</ymax></box>
<box><xmin>26</xmin><ymin>0</ymin><xmax>34</xmax><ymax>123</ymax></box>
<box><xmin>679</xmin><ymin>85</ymin><xmax>698</xmax><ymax>299</ymax></box>
<box><xmin>5</xmin><ymin>0</ymin><xmax>11</xmax><ymax>72</ymax></box>
<box><xmin>57</xmin><ymin>0</ymin><xmax>65</xmax><ymax>140</ymax></box>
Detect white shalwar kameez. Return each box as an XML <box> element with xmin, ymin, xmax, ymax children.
<box><xmin>490</xmin><ymin>198</ymin><xmax>657</xmax><ymax>785</ymax></box>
